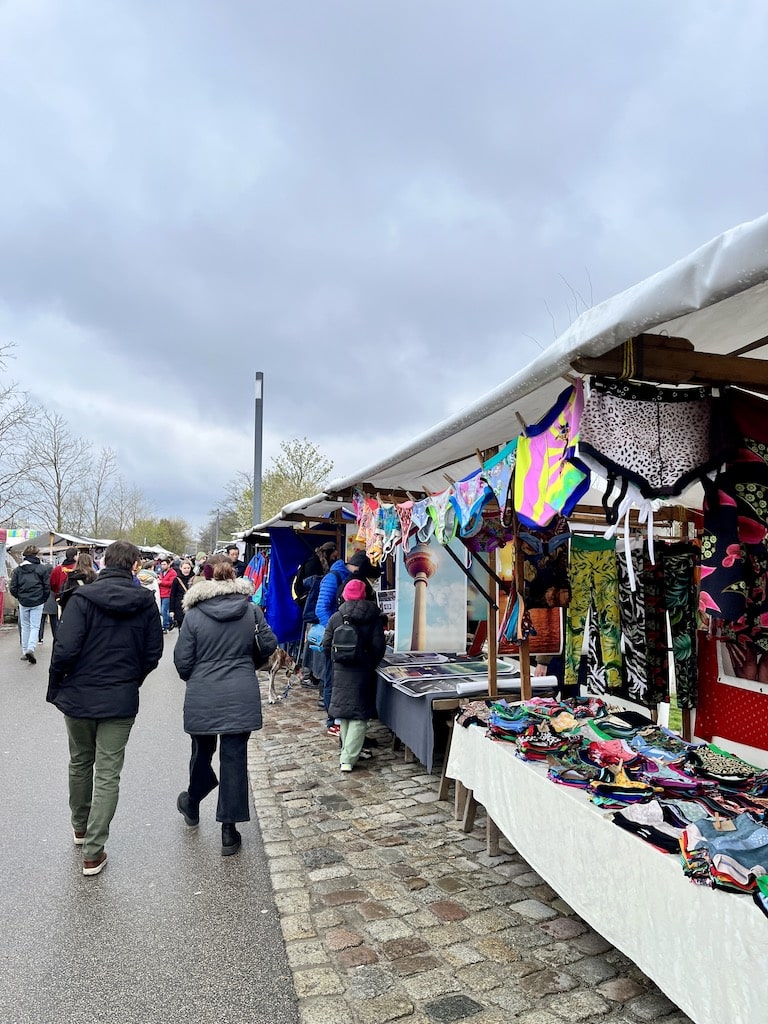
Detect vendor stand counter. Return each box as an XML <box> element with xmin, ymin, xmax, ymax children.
<box><xmin>375</xmin><ymin>658</ymin><xmax>557</xmax><ymax>773</ymax></box>
<box><xmin>447</xmin><ymin>722</ymin><xmax>768</xmax><ymax>1024</ymax></box>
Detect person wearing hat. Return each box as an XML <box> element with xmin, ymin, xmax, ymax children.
<box><xmin>343</xmin><ymin>551</ymin><xmax>380</xmax><ymax>600</ymax></box>
<box><xmin>321</xmin><ymin>578</ymin><xmax>386</xmax><ymax>772</ymax></box>
<box><xmin>49</xmin><ymin>546</ymin><xmax>78</xmax><ymax>599</ymax></box>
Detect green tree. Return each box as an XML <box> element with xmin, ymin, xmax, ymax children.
<box><xmin>130</xmin><ymin>516</ymin><xmax>192</xmax><ymax>555</ymax></box>
<box><xmin>261</xmin><ymin>437</ymin><xmax>333</xmax><ymax>521</ymax></box>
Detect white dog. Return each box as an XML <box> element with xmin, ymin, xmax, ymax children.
<box><xmin>267</xmin><ymin>648</ymin><xmax>297</xmax><ymax>704</ymax></box>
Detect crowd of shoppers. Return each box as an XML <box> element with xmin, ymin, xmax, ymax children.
<box><xmin>9</xmin><ymin>536</ymin><xmax>385</xmax><ymax>876</ymax></box>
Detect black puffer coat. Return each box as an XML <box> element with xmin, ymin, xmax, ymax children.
<box><xmin>322</xmin><ymin>598</ymin><xmax>386</xmax><ymax>720</ymax></box>
<box><xmin>47</xmin><ymin>567</ymin><xmax>163</xmax><ymax>718</ymax></box>
<box><xmin>10</xmin><ymin>557</ymin><xmax>51</xmax><ymax>607</ymax></box>
<box><xmin>174</xmin><ymin>578</ymin><xmax>277</xmax><ymax>735</ymax></box>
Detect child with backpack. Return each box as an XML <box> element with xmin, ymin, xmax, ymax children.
<box><xmin>321</xmin><ymin>579</ymin><xmax>387</xmax><ymax>772</ymax></box>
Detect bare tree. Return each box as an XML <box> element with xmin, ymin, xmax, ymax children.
<box><xmin>24</xmin><ymin>410</ymin><xmax>93</xmax><ymax>530</ymax></box>
<box><xmin>0</xmin><ymin>344</ymin><xmax>41</xmax><ymax>525</ymax></box>
<box><xmin>83</xmin><ymin>446</ymin><xmax>117</xmax><ymax>536</ymax></box>
<box><xmin>107</xmin><ymin>475</ymin><xmax>153</xmax><ymax>537</ymax></box>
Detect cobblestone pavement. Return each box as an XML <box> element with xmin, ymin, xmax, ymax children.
<box><xmin>249</xmin><ymin>673</ymin><xmax>693</xmax><ymax>1024</ymax></box>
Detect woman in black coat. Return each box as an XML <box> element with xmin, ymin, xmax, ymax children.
<box><xmin>322</xmin><ymin>579</ymin><xmax>386</xmax><ymax>773</ymax></box>
<box><xmin>169</xmin><ymin>558</ymin><xmax>195</xmax><ymax>629</ymax></box>
<box><xmin>173</xmin><ymin>557</ymin><xmax>277</xmax><ymax>856</ymax></box>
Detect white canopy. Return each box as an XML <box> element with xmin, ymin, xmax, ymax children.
<box><xmin>254</xmin><ymin>212</ymin><xmax>768</xmax><ymax>529</ymax></box>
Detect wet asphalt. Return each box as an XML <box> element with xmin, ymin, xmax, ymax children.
<box><xmin>0</xmin><ymin>625</ymin><xmax>299</xmax><ymax>1024</ymax></box>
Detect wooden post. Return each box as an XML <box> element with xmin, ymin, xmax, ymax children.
<box><xmin>487</xmin><ymin>548</ymin><xmax>498</xmax><ymax>698</ymax></box>
<box><xmin>514</xmin><ymin>514</ymin><xmax>532</xmax><ymax>701</ymax></box>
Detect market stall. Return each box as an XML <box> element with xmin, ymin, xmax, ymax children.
<box><xmin>245</xmin><ymin>214</ymin><xmax>768</xmax><ymax>1024</ymax></box>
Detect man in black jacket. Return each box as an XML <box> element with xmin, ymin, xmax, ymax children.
<box><xmin>9</xmin><ymin>544</ymin><xmax>51</xmax><ymax>664</ymax></box>
<box><xmin>47</xmin><ymin>541</ymin><xmax>164</xmax><ymax>876</ymax></box>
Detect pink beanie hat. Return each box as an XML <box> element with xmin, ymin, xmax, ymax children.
<box><xmin>342</xmin><ymin>579</ymin><xmax>366</xmax><ymax>601</ymax></box>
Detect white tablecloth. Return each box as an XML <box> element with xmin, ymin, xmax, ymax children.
<box><xmin>447</xmin><ymin>723</ymin><xmax>768</xmax><ymax>1024</ymax></box>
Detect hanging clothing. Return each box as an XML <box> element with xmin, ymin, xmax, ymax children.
<box><xmin>519</xmin><ymin>516</ymin><xmax>571</xmax><ymax>609</ymax></box>
<box><xmin>451</xmin><ymin>469</ymin><xmax>493</xmax><ymax>538</ymax></box>
<box><xmin>565</xmin><ymin>535</ymin><xmax>622</xmax><ymax>691</ymax></box>
<box><xmin>580</xmin><ymin>377</ymin><xmax>736</xmax><ymax>499</ymax></box>
<box><xmin>514</xmin><ymin>381</ymin><xmax>590</xmax><ymax>529</ymax></box>
<box><xmin>481</xmin><ymin>439</ymin><xmax>518</xmax><ymax>521</ymax></box>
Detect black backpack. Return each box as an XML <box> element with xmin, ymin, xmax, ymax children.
<box><xmin>331</xmin><ymin>616</ymin><xmax>359</xmax><ymax>664</ymax></box>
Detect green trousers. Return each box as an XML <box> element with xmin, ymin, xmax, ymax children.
<box><xmin>64</xmin><ymin>716</ymin><xmax>135</xmax><ymax>860</ymax></box>
<box><xmin>339</xmin><ymin>719</ymin><xmax>367</xmax><ymax>768</ymax></box>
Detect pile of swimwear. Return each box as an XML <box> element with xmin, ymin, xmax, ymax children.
<box><xmin>470</xmin><ymin>696</ymin><xmax>768</xmax><ymax>903</ymax></box>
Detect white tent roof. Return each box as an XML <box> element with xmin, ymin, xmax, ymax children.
<box><xmin>255</xmin><ymin>213</ymin><xmax>768</xmax><ymax>529</ymax></box>
<box><xmin>6</xmin><ymin>531</ymin><xmax>116</xmax><ymax>556</ymax></box>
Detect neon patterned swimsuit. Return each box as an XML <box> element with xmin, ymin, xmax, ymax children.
<box><xmin>451</xmin><ymin>469</ymin><xmax>493</xmax><ymax>538</ymax></box>
<box><xmin>395</xmin><ymin>501</ymin><xmax>415</xmax><ymax>552</ymax></box>
<box><xmin>411</xmin><ymin>498</ymin><xmax>435</xmax><ymax>543</ymax></box>
<box><xmin>482</xmin><ymin>438</ymin><xmax>518</xmax><ymax>515</ymax></box>
<box><xmin>514</xmin><ymin>381</ymin><xmax>590</xmax><ymax>529</ymax></box>
<box><xmin>427</xmin><ymin>489</ymin><xmax>458</xmax><ymax>545</ymax></box>
<box><xmin>375</xmin><ymin>503</ymin><xmax>401</xmax><ymax>561</ymax></box>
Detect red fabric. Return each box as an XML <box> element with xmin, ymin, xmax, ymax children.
<box><xmin>158</xmin><ymin>569</ymin><xmax>177</xmax><ymax>599</ymax></box>
<box><xmin>695</xmin><ymin>634</ymin><xmax>768</xmax><ymax>750</ymax></box>
<box><xmin>49</xmin><ymin>562</ymin><xmax>75</xmax><ymax>596</ymax></box>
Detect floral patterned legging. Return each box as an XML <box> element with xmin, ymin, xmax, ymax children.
<box><xmin>566</xmin><ymin>536</ymin><xmax>622</xmax><ymax>691</ymax></box>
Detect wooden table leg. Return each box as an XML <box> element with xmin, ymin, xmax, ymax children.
<box><xmin>487</xmin><ymin>816</ymin><xmax>500</xmax><ymax>856</ymax></box>
<box><xmin>462</xmin><ymin>791</ymin><xmax>478</xmax><ymax>833</ymax></box>
<box><xmin>455</xmin><ymin>781</ymin><xmax>468</xmax><ymax>821</ymax></box>
<box><xmin>437</xmin><ymin>720</ymin><xmax>454</xmax><ymax>801</ymax></box>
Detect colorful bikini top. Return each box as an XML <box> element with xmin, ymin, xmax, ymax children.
<box><xmin>451</xmin><ymin>469</ymin><xmax>493</xmax><ymax>538</ymax></box>
<box><xmin>481</xmin><ymin>438</ymin><xmax>518</xmax><ymax>519</ymax></box>
<box><xmin>411</xmin><ymin>498</ymin><xmax>435</xmax><ymax>543</ymax></box>
<box><xmin>395</xmin><ymin>501</ymin><xmax>415</xmax><ymax>552</ymax></box>
<box><xmin>426</xmin><ymin>489</ymin><xmax>458</xmax><ymax>545</ymax></box>
<box><xmin>514</xmin><ymin>381</ymin><xmax>590</xmax><ymax>529</ymax></box>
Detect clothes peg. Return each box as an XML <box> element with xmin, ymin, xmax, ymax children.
<box><xmin>515</xmin><ymin>412</ymin><xmax>528</xmax><ymax>435</ymax></box>
<box><xmin>443</xmin><ymin>473</ymin><xmax>456</xmax><ymax>487</ymax></box>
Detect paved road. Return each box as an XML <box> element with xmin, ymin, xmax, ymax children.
<box><xmin>0</xmin><ymin>625</ymin><xmax>299</xmax><ymax>1024</ymax></box>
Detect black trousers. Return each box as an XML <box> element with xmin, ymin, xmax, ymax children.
<box><xmin>187</xmin><ymin>733</ymin><xmax>251</xmax><ymax>824</ymax></box>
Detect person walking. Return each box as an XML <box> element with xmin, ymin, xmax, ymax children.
<box><xmin>322</xmin><ymin>578</ymin><xmax>386</xmax><ymax>772</ymax></box>
<box><xmin>294</xmin><ymin>541</ymin><xmax>338</xmax><ymax>686</ymax></box>
<box><xmin>58</xmin><ymin>552</ymin><xmax>98</xmax><ymax>613</ymax></box>
<box><xmin>314</xmin><ymin>553</ymin><xmax>351</xmax><ymax>736</ymax></box>
<box><xmin>173</xmin><ymin>556</ymin><xmax>277</xmax><ymax>856</ymax></box>
<box><xmin>225</xmin><ymin>544</ymin><xmax>247</xmax><ymax>578</ymax></box>
<box><xmin>46</xmin><ymin>541</ymin><xmax>164</xmax><ymax>876</ymax></box>
<box><xmin>157</xmin><ymin>558</ymin><xmax>177</xmax><ymax>633</ymax></box>
<box><xmin>38</xmin><ymin>585</ymin><xmax>59</xmax><ymax>646</ymax></box>
<box><xmin>170</xmin><ymin>558</ymin><xmax>195</xmax><ymax>629</ymax></box>
<box><xmin>10</xmin><ymin>544</ymin><xmax>51</xmax><ymax>664</ymax></box>
<box><xmin>49</xmin><ymin>545</ymin><xmax>78</xmax><ymax>599</ymax></box>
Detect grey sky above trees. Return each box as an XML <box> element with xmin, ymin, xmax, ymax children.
<box><xmin>1</xmin><ymin>1</ymin><xmax>767</xmax><ymax>533</ymax></box>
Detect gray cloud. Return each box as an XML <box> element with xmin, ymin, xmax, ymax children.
<box><xmin>1</xmin><ymin>0</ymin><xmax>767</xmax><ymax>528</ymax></box>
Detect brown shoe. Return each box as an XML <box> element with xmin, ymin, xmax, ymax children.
<box><xmin>83</xmin><ymin>851</ymin><xmax>108</xmax><ymax>876</ymax></box>
<box><xmin>73</xmin><ymin>828</ymin><xmax>86</xmax><ymax>846</ymax></box>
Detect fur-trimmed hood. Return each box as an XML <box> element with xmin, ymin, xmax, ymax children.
<box><xmin>182</xmin><ymin>576</ymin><xmax>254</xmax><ymax>612</ymax></box>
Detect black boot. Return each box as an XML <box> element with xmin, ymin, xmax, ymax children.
<box><xmin>221</xmin><ymin>823</ymin><xmax>241</xmax><ymax>856</ymax></box>
<box><xmin>177</xmin><ymin>791</ymin><xmax>199</xmax><ymax>827</ymax></box>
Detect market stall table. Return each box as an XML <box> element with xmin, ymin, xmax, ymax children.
<box><xmin>446</xmin><ymin>721</ymin><xmax>768</xmax><ymax>1024</ymax></box>
<box><xmin>375</xmin><ymin>659</ymin><xmax>557</xmax><ymax>773</ymax></box>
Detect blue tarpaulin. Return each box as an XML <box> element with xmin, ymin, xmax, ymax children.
<box><xmin>264</xmin><ymin>528</ymin><xmax>313</xmax><ymax>644</ymax></box>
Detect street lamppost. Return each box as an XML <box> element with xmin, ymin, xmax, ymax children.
<box><xmin>253</xmin><ymin>372</ymin><xmax>263</xmax><ymax>527</ymax></box>
<box><xmin>214</xmin><ymin>509</ymin><xmax>220</xmax><ymax>552</ymax></box>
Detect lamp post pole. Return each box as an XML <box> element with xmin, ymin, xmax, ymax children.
<box><xmin>214</xmin><ymin>509</ymin><xmax>220</xmax><ymax>553</ymax></box>
<box><xmin>253</xmin><ymin>372</ymin><xmax>264</xmax><ymax>526</ymax></box>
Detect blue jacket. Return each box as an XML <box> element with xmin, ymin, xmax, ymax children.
<box><xmin>315</xmin><ymin>560</ymin><xmax>350</xmax><ymax>626</ymax></box>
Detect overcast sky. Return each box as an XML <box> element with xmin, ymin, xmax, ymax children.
<box><xmin>1</xmin><ymin>1</ymin><xmax>767</xmax><ymax>534</ymax></box>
